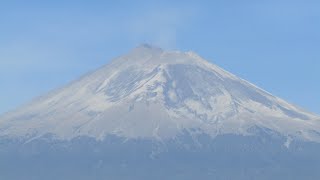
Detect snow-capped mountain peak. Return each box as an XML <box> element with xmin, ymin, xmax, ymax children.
<box><xmin>0</xmin><ymin>45</ymin><xmax>319</xmax><ymax>142</ymax></box>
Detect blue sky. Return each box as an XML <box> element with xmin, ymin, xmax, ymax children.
<box><xmin>0</xmin><ymin>0</ymin><xmax>319</xmax><ymax>114</ymax></box>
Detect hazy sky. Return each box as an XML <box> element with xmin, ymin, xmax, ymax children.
<box><xmin>0</xmin><ymin>0</ymin><xmax>319</xmax><ymax>114</ymax></box>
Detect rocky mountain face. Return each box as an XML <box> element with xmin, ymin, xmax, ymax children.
<box><xmin>1</xmin><ymin>45</ymin><xmax>320</xmax><ymax>180</ymax></box>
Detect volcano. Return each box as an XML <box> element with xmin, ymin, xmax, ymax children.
<box><xmin>1</xmin><ymin>45</ymin><xmax>320</xmax><ymax>180</ymax></box>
